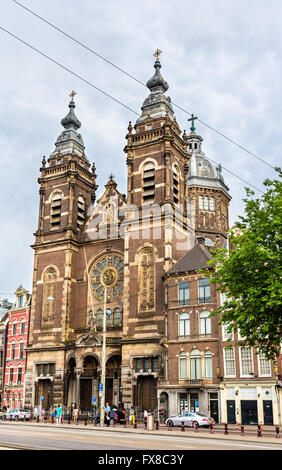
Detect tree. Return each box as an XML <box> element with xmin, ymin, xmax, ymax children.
<box><xmin>208</xmin><ymin>171</ymin><xmax>282</xmax><ymax>360</ymax></box>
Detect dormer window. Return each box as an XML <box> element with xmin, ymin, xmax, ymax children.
<box><xmin>142</xmin><ymin>162</ymin><xmax>155</xmax><ymax>204</ymax></box>
<box><xmin>18</xmin><ymin>295</ymin><xmax>23</xmax><ymax>308</ymax></box>
<box><xmin>50</xmin><ymin>193</ymin><xmax>62</xmax><ymax>230</ymax></box>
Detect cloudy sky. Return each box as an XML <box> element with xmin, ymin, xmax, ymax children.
<box><xmin>0</xmin><ymin>0</ymin><xmax>280</xmax><ymax>301</ymax></box>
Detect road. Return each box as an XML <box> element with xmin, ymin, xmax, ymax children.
<box><xmin>0</xmin><ymin>422</ymin><xmax>282</xmax><ymax>451</ymax></box>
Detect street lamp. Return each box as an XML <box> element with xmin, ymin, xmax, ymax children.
<box><xmin>100</xmin><ymin>288</ymin><xmax>111</xmax><ymax>427</ymax></box>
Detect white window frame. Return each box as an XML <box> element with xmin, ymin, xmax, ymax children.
<box><xmin>239</xmin><ymin>347</ymin><xmax>254</xmax><ymax>377</ymax></box>
<box><xmin>258</xmin><ymin>352</ymin><xmax>271</xmax><ymax>377</ymax></box>
<box><xmin>179</xmin><ymin>352</ymin><xmax>187</xmax><ymax>380</ymax></box>
<box><xmin>223</xmin><ymin>347</ymin><xmax>236</xmax><ymax>378</ymax></box>
<box><xmin>199</xmin><ymin>310</ymin><xmax>211</xmax><ymax>337</ymax></box>
<box><xmin>179</xmin><ymin>313</ymin><xmax>190</xmax><ymax>338</ymax></box>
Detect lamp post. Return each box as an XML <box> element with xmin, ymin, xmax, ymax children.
<box><xmin>100</xmin><ymin>287</ymin><xmax>112</xmax><ymax>427</ymax></box>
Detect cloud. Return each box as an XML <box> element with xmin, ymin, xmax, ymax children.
<box><xmin>0</xmin><ymin>0</ymin><xmax>280</xmax><ymax>295</ymax></box>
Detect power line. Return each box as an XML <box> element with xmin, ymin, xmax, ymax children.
<box><xmin>10</xmin><ymin>0</ymin><xmax>278</xmax><ymax>173</ymax></box>
<box><xmin>0</xmin><ymin>24</ymin><xmax>264</xmax><ymax>194</ymax></box>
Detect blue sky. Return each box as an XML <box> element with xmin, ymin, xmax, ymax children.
<box><xmin>0</xmin><ymin>0</ymin><xmax>280</xmax><ymax>300</ymax></box>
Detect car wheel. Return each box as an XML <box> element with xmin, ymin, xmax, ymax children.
<box><xmin>167</xmin><ymin>420</ymin><xmax>174</xmax><ymax>427</ymax></box>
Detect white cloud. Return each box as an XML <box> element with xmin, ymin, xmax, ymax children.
<box><xmin>0</xmin><ymin>0</ymin><xmax>280</xmax><ymax>295</ymax></box>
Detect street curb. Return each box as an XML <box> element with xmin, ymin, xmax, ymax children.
<box><xmin>1</xmin><ymin>421</ymin><xmax>281</xmax><ymax>446</ymax></box>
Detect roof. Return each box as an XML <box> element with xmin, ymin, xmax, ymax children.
<box><xmin>166</xmin><ymin>243</ymin><xmax>211</xmax><ymax>276</ymax></box>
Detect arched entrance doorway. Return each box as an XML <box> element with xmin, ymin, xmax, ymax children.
<box><xmin>160</xmin><ymin>391</ymin><xmax>169</xmax><ymax>421</ymax></box>
<box><xmin>106</xmin><ymin>355</ymin><xmax>121</xmax><ymax>407</ymax></box>
<box><xmin>80</xmin><ymin>356</ymin><xmax>99</xmax><ymax>411</ymax></box>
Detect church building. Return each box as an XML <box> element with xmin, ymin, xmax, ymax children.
<box><xmin>24</xmin><ymin>52</ymin><xmax>232</xmax><ymax>418</ymax></box>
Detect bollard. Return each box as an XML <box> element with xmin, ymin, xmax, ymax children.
<box><xmin>24</xmin><ymin>415</ymin><xmax>26</xmax><ymax>422</ymax></box>
<box><xmin>235</xmin><ymin>420</ymin><xmax>238</xmax><ymax>431</ymax></box>
<box><xmin>209</xmin><ymin>423</ymin><xmax>214</xmax><ymax>434</ymax></box>
<box><xmin>144</xmin><ymin>418</ymin><xmax>147</xmax><ymax>430</ymax></box>
<box><xmin>134</xmin><ymin>420</ymin><xmax>137</xmax><ymax>429</ymax></box>
<box><xmin>240</xmin><ymin>425</ymin><xmax>245</xmax><ymax>436</ymax></box>
<box><xmin>194</xmin><ymin>421</ymin><xmax>199</xmax><ymax>433</ymax></box>
<box><xmin>124</xmin><ymin>419</ymin><xmax>127</xmax><ymax>428</ymax></box>
<box><xmin>84</xmin><ymin>417</ymin><xmax>87</xmax><ymax>426</ymax></box>
<box><xmin>275</xmin><ymin>426</ymin><xmax>280</xmax><ymax>439</ymax></box>
<box><xmin>155</xmin><ymin>420</ymin><xmax>159</xmax><ymax>431</ymax></box>
<box><xmin>94</xmin><ymin>417</ymin><xmax>97</xmax><ymax>427</ymax></box>
<box><xmin>257</xmin><ymin>424</ymin><xmax>262</xmax><ymax>437</ymax></box>
<box><xmin>168</xmin><ymin>420</ymin><xmax>172</xmax><ymax>431</ymax></box>
<box><xmin>224</xmin><ymin>423</ymin><xmax>228</xmax><ymax>435</ymax></box>
<box><xmin>68</xmin><ymin>417</ymin><xmax>70</xmax><ymax>424</ymax></box>
<box><xmin>10</xmin><ymin>415</ymin><xmax>12</xmax><ymax>422</ymax></box>
<box><xmin>181</xmin><ymin>421</ymin><xmax>185</xmax><ymax>432</ymax></box>
<box><xmin>36</xmin><ymin>415</ymin><xmax>39</xmax><ymax>423</ymax></box>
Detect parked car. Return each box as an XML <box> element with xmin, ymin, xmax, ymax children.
<box><xmin>92</xmin><ymin>409</ymin><xmax>125</xmax><ymax>424</ymax></box>
<box><xmin>165</xmin><ymin>411</ymin><xmax>214</xmax><ymax>428</ymax></box>
<box><xmin>5</xmin><ymin>409</ymin><xmax>31</xmax><ymax>421</ymax></box>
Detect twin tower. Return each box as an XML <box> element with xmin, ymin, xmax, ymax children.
<box><xmin>24</xmin><ymin>54</ymin><xmax>231</xmax><ymax>412</ymax></box>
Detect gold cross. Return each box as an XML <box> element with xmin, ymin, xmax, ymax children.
<box><xmin>153</xmin><ymin>49</ymin><xmax>162</xmax><ymax>60</ymax></box>
<box><xmin>69</xmin><ymin>90</ymin><xmax>77</xmax><ymax>101</ymax></box>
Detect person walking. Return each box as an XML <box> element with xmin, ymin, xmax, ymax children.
<box><xmin>105</xmin><ymin>402</ymin><xmax>111</xmax><ymax>427</ymax></box>
<box><xmin>73</xmin><ymin>406</ymin><xmax>79</xmax><ymax>424</ymax></box>
<box><xmin>56</xmin><ymin>404</ymin><xmax>62</xmax><ymax>425</ymax></box>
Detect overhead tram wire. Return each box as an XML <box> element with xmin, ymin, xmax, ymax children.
<box><xmin>0</xmin><ymin>24</ymin><xmax>264</xmax><ymax>194</ymax></box>
<box><xmin>10</xmin><ymin>0</ymin><xmax>278</xmax><ymax>173</ymax></box>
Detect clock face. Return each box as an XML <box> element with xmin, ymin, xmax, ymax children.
<box><xmin>90</xmin><ymin>254</ymin><xmax>124</xmax><ymax>302</ymax></box>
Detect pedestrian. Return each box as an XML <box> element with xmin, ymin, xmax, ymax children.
<box><xmin>143</xmin><ymin>409</ymin><xmax>148</xmax><ymax>425</ymax></box>
<box><xmin>41</xmin><ymin>407</ymin><xmax>45</xmax><ymax>421</ymax></box>
<box><xmin>33</xmin><ymin>406</ymin><xmax>38</xmax><ymax>420</ymax></box>
<box><xmin>56</xmin><ymin>404</ymin><xmax>62</xmax><ymax>425</ymax></box>
<box><xmin>73</xmin><ymin>406</ymin><xmax>79</xmax><ymax>424</ymax></box>
<box><xmin>105</xmin><ymin>402</ymin><xmax>111</xmax><ymax>427</ymax></box>
<box><xmin>159</xmin><ymin>406</ymin><xmax>164</xmax><ymax>424</ymax></box>
<box><xmin>52</xmin><ymin>406</ymin><xmax>57</xmax><ymax>422</ymax></box>
<box><xmin>129</xmin><ymin>406</ymin><xmax>135</xmax><ymax>425</ymax></box>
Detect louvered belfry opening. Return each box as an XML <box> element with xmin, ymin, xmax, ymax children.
<box><xmin>142</xmin><ymin>162</ymin><xmax>155</xmax><ymax>203</ymax></box>
<box><xmin>50</xmin><ymin>193</ymin><xmax>62</xmax><ymax>230</ymax></box>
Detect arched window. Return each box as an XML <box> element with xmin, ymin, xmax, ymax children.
<box><xmin>190</xmin><ymin>349</ymin><xmax>201</xmax><ymax>380</ymax></box>
<box><xmin>42</xmin><ymin>267</ymin><xmax>57</xmax><ymax>326</ymax></box>
<box><xmin>138</xmin><ymin>246</ymin><xmax>155</xmax><ymax>313</ymax></box>
<box><xmin>50</xmin><ymin>193</ymin><xmax>62</xmax><ymax>230</ymax></box>
<box><xmin>179</xmin><ymin>352</ymin><xmax>187</xmax><ymax>380</ymax></box>
<box><xmin>142</xmin><ymin>162</ymin><xmax>155</xmax><ymax>203</ymax></box>
<box><xmin>204</xmin><ymin>351</ymin><xmax>213</xmax><ymax>379</ymax></box>
<box><xmin>77</xmin><ymin>196</ymin><xmax>86</xmax><ymax>230</ymax></box>
<box><xmin>172</xmin><ymin>165</ymin><xmax>180</xmax><ymax>204</ymax></box>
<box><xmin>97</xmin><ymin>309</ymin><xmax>103</xmax><ymax>329</ymax></box>
<box><xmin>106</xmin><ymin>309</ymin><xmax>112</xmax><ymax>328</ymax></box>
<box><xmin>113</xmin><ymin>308</ymin><xmax>121</xmax><ymax>326</ymax></box>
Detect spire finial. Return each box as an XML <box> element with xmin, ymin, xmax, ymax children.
<box><xmin>69</xmin><ymin>90</ymin><xmax>77</xmax><ymax>101</ymax></box>
<box><xmin>153</xmin><ymin>49</ymin><xmax>162</xmax><ymax>61</ymax></box>
<box><xmin>188</xmin><ymin>114</ymin><xmax>198</xmax><ymax>132</ymax></box>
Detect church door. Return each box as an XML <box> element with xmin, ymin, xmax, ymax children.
<box><xmin>137</xmin><ymin>376</ymin><xmax>157</xmax><ymax>411</ymax></box>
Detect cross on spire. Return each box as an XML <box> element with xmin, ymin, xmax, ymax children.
<box><xmin>188</xmin><ymin>113</ymin><xmax>198</xmax><ymax>132</ymax></box>
<box><xmin>153</xmin><ymin>49</ymin><xmax>162</xmax><ymax>61</ymax></box>
<box><xmin>69</xmin><ymin>90</ymin><xmax>77</xmax><ymax>101</ymax></box>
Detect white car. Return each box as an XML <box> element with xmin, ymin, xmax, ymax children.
<box><xmin>5</xmin><ymin>409</ymin><xmax>31</xmax><ymax>421</ymax></box>
<box><xmin>165</xmin><ymin>412</ymin><xmax>214</xmax><ymax>428</ymax></box>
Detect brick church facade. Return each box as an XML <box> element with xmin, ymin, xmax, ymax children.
<box><xmin>24</xmin><ymin>54</ymin><xmax>281</xmax><ymax>424</ymax></box>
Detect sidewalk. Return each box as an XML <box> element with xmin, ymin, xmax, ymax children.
<box><xmin>2</xmin><ymin>419</ymin><xmax>282</xmax><ymax>445</ymax></box>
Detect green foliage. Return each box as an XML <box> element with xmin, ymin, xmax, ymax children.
<box><xmin>207</xmin><ymin>171</ymin><xmax>282</xmax><ymax>360</ymax></box>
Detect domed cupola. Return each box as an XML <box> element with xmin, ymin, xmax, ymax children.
<box><xmin>50</xmin><ymin>91</ymin><xmax>87</xmax><ymax>161</ymax></box>
<box><xmin>136</xmin><ymin>50</ymin><xmax>174</xmax><ymax>123</ymax></box>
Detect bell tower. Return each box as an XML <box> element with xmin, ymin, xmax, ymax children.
<box><xmin>187</xmin><ymin>118</ymin><xmax>231</xmax><ymax>248</ymax></box>
<box><xmin>30</xmin><ymin>93</ymin><xmax>98</xmax><ymax>350</ymax></box>
<box><xmin>36</xmin><ymin>91</ymin><xmax>98</xmax><ymax>240</ymax></box>
<box><xmin>121</xmin><ymin>53</ymin><xmax>191</xmax><ymax>409</ymax></box>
